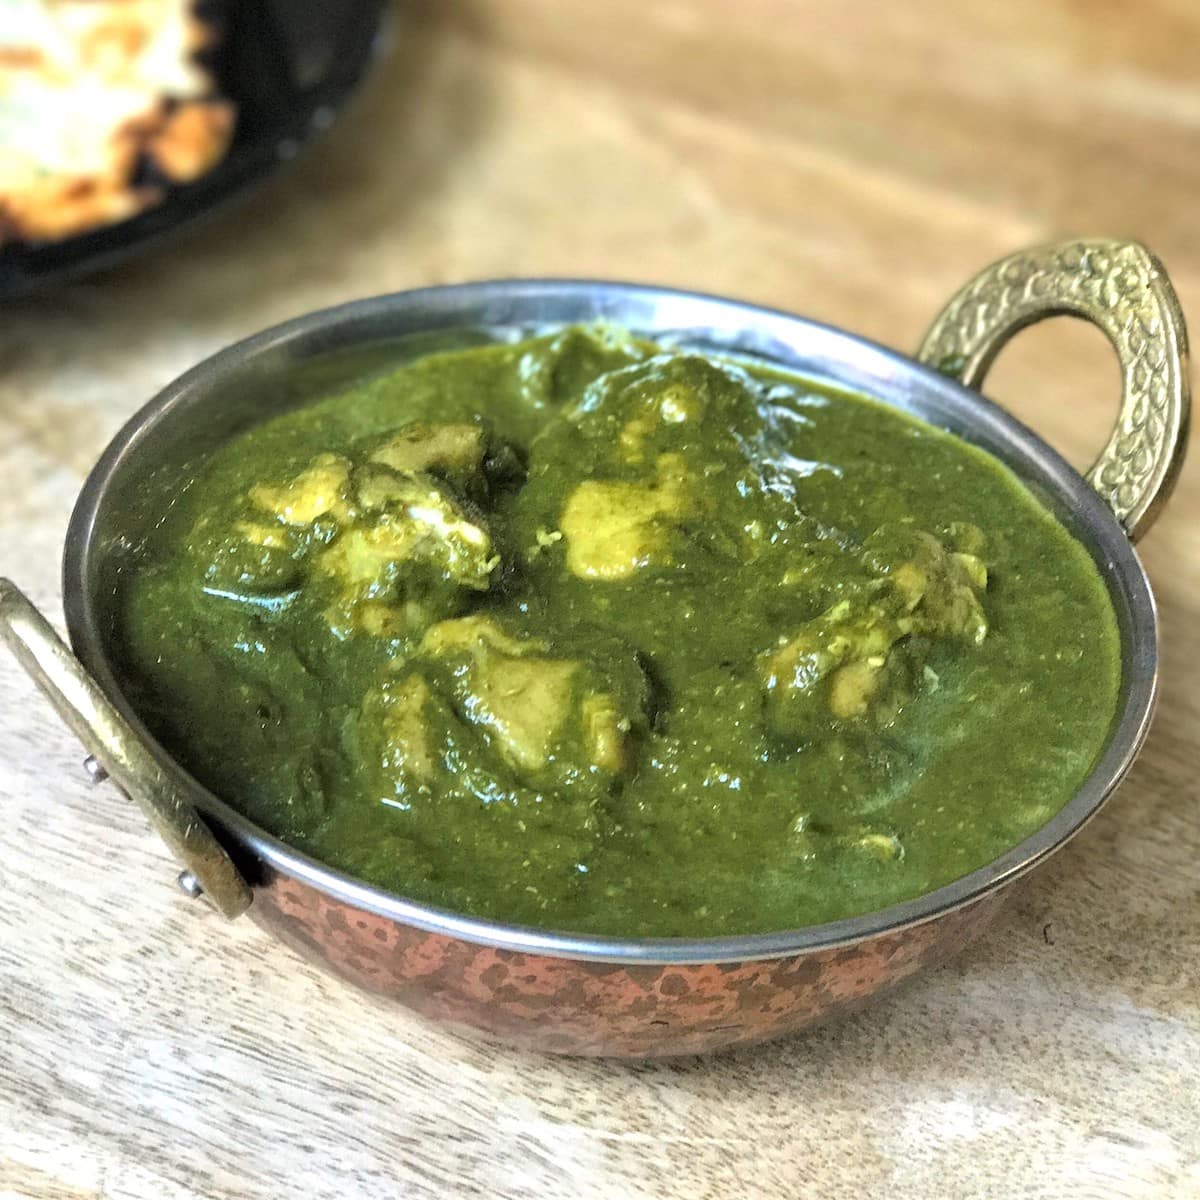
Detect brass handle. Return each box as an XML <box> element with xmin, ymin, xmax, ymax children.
<box><xmin>918</xmin><ymin>239</ymin><xmax>1190</xmax><ymax>541</ymax></box>
<box><xmin>0</xmin><ymin>579</ymin><xmax>252</xmax><ymax>919</ymax></box>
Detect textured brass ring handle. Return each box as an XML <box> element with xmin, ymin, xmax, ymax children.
<box><xmin>918</xmin><ymin>239</ymin><xmax>1190</xmax><ymax>542</ymax></box>
<box><xmin>0</xmin><ymin>580</ymin><xmax>252</xmax><ymax>918</ymax></box>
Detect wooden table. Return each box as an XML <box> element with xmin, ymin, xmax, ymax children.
<box><xmin>3</xmin><ymin>3</ymin><xmax>1198</xmax><ymax>1195</ymax></box>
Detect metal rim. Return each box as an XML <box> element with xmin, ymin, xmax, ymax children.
<box><xmin>62</xmin><ymin>280</ymin><xmax>1159</xmax><ymax>964</ymax></box>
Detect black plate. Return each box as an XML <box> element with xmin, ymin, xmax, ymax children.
<box><xmin>0</xmin><ymin>0</ymin><xmax>390</xmax><ymax>299</ymax></box>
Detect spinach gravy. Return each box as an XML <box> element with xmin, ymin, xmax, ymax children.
<box><xmin>116</xmin><ymin>326</ymin><xmax>1120</xmax><ymax>936</ymax></box>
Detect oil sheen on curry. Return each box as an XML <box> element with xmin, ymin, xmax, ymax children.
<box><xmin>117</xmin><ymin>327</ymin><xmax>1121</xmax><ymax>937</ymax></box>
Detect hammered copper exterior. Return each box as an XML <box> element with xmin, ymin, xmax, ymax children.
<box><xmin>252</xmin><ymin>871</ymin><xmax>1006</xmax><ymax>1057</ymax></box>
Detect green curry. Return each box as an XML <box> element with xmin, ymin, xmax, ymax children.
<box><xmin>115</xmin><ymin>326</ymin><xmax>1121</xmax><ymax>936</ymax></box>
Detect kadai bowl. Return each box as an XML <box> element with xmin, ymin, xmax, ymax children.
<box><xmin>1</xmin><ymin>239</ymin><xmax>1188</xmax><ymax>1057</ymax></box>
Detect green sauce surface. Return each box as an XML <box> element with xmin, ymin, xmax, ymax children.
<box><xmin>115</xmin><ymin>326</ymin><xmax>1121</xmax><ymax>936</ymax></box>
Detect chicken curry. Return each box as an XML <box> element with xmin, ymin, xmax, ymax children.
<box><xmin>115</xmin><ymin>326</ymin><xmax>1121</xmax><ymax>936</ymax></box>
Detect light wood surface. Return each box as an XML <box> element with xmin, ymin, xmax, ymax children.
<box><xmin>2</xmin><ymin>3</ymin><xmax>1199</xmax><ymax>1196</ymax></box>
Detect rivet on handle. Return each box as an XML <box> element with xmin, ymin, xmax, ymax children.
<box><xmin>177</xmin><ymin>870</ymin><xmax>205</xmax><ymax>899</ymax></box>
<box><xmin>83</xmin><ymin>755</ymin><xmax>109</xmax><ymax>785</ymax></box>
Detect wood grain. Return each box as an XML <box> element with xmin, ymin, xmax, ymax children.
<box><xmin>2</xmin><ymin>2</ymin><xmax>1199</xmax><ymax>1196</ymax></box>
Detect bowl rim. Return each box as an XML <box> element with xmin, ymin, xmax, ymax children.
<box><xmin>62</xmin><ymin>278</ymin><xmax>1159</xmax><ymax>964</ymax></box>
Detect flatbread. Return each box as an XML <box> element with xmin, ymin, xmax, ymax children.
<box><xmin>0</xmin><ymin>0</ymin><xmax>235</xmax><ymax>245</ymax></box>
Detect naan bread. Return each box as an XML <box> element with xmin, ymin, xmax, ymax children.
<box><xmin>0</xmin><ymin>0</ymin><xmax>235</xmax><ymax>244</ymax></box>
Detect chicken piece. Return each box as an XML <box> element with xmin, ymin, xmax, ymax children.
<box><xmin>617</xmin><ymin>381</ymin><xmax>707</xmax><ymax>463</ymax></box>
<box><xmin>560</xmin><ymin>452</ymin><xmax>695</xmax><ymax>581</ymax></box>
<box><xmin>366</xmin><ymin>420</ymin><xmax>528</xmax><ymax>501</ymax></box>
<box><xmin>865</xmin><ymin>525</ymin><xmax>988</xmax><ymax>645</ymax></box>
<box><xmin>195</xmin><ymin>454</ymin><xmax>353</xmax><ymax>599</ymax></box>
<box><xmin>872</xmin><ymin>526</ymin><xmax>986</xmax><ymax>642</ymax></box>
<box><xmin>313</xmin><ymin>467</ymin><xmax>497</xmax><ymax>636</ymax></box>
<box><xmin>523</xmin><ymin>354</ymin><xmax>772</xmax><ymax>581</ymax></box>
<box><xmin>369</xmin><ymin>422</ymin><xmax>486</xmax><ymax>481</ymax></box>
<box><xmin>201</xmin><ymin>446</ymin><xmax>499</xmax><ymax>636</ymax></box>
<box><xmin>418</xmin><ymin>615</ymin><xmax>646</xmax><ymax>787</ymax></box>
<box><xmin>420</xmin><ymin>616</ymin><xmax>577</xmax><ymax>774</ymax></box>
<box><xmin>761</xmin><ymin>599</ymin><xmax>908</xmax><ymax>730</ymax></box>
<box><xmin>198</xmin><ymin>452</ymin><xmax>356</xmax><ymax>598</ymax></box>
<box><xmin>318</xmin><ymin>468</ymin><xmax>496</xmax><ymax>593</ymax></box>
<box><xmin>761</xmin><ymin>525</ymin><xmax>988</xmax><ymax>735</ymax></box>
<box><xmin>248</xmin><ymin>453</ymin><xmax>353</xmax><ymax>526</ymax></box>
<box><xmin>366</xmin><ymin>674</ymin><xmax>441</xmax><ymax>784</ymax></box>
<box><xmin>355</xmin><ymin>632</ymin><xmax>646</xmax><ymax>819</ymax></box>
<box><xmin>354</xmin><ymin>670</ymin><xmax>489</xmax><ymax>814</ymax></box>
<box><xmin>197</xmin><ymin>516</ymin><xmax>308</xmax><ymax>597</ymax></box>
<box><xmin>580</xmin><ymin>693</ymin><xmax>635</xmax><ymax>775</ymax></box>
